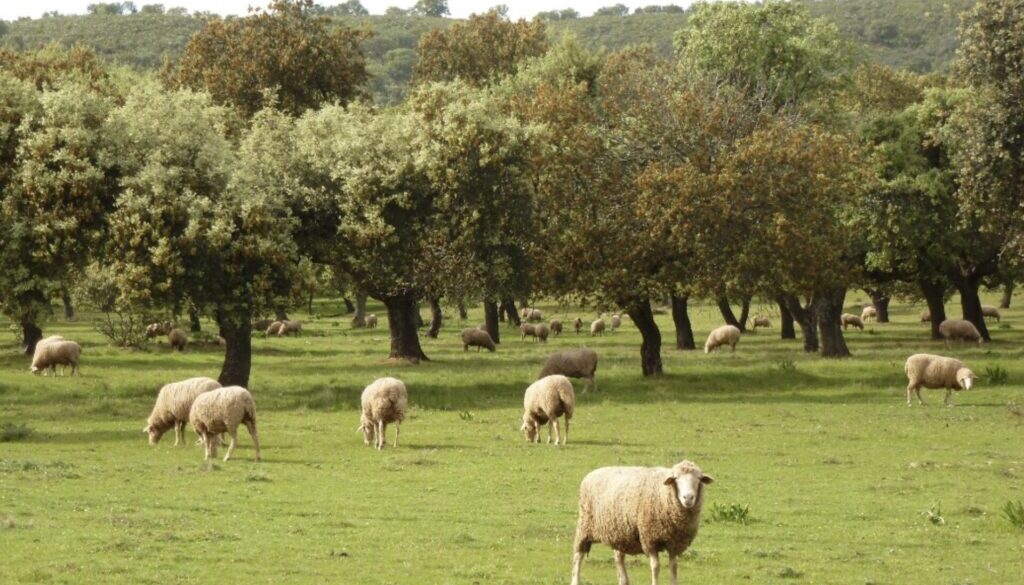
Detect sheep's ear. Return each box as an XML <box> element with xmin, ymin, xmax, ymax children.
<box><xmin>663</xmin><ymin>474</ymin><xmax>676</xmax><ymax>486</ymax></box>
<box><xmin>700</xmin><ymin>474</ymin><xmax>715</xmax><ymax>485</ymax></box>
<box><xmin>142</xmin><ymin>425</ymin><xmax>150</xmax><ymax>433</ymax></box>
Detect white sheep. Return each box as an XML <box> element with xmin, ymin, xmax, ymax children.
<box><xmin>461</xmin><ymin>327</ymin><xmax>496</xmax><ymax>352</ymax></box>
<box><xmin>521</xmin><ymin>375</ymin><xmax>575</xmax><ymax>446</ymax></box>
<box><xmin>981</xmin><ymin>305</ymin><xmax>1001</xmax><ymax>322</ymax></box>
<box><xmin>277</xmin><ymin>320</ymin><xmax>302</xmax><ymax>336</ymax></box>
<box><xmin>538</xmin><ymin>348</ymin><xmax>598</xmax><ymax>392</ymax></box>
<box><xmin>189</xmin><ymin>386</ymin><xmax>261</xmax><ymax>462</ymax></box>
<box><xmin>266</xmin><ymin>321</ymin><xmax>284</xmax><ymax>336</ymax></box>
<box><xmin>704</xmin><ymin>324</ymin><xmax>741</xmax><ymax>353</ymax></box>
<box><xmin>358</xmin><ymin>377</ymin><xmax>408</xmax><ymax>450</ymax></box>
<box><xmin>841</xmin><ymin>313</ymin><xmax>864</xmax><ymax>331</ymax></box>
<box><xmin>550</xmin><ymin>319</ymin><xmax>563</xmax><ymax>337</ymax></box>
<box><xmin>861</xmin><ymin>306</ymin><xmax>877</xmax><ymax>322</ymax></box>
<box><xmin>168</xmin><ymin>328</ymin><xmax>187</xmax><ymax>351</ymax></box>
<box><xmin>590</xmin><ymin>319</ymin><xmax>605</xmax><ymax>337</ymax></box>
<box><xmin>571</xmin><ymin>460</ymin><xmax>715</xmax><ymax>585</ymax></box>
<box><xmin>938</xmin><ymin>319</ymin><xmax>982</xmax><ymax>347</ymax></box>
<box><xmin>526</xmin><ymin>308</ymin><xmax>544</xmax><ymax>322</ymax></box>
<box><xmin>521</xmin><ymin>322</ymin><xmax>549</xmax><ymax>342</ymax></box>
<box><xmin>144</xmin><ymin>377</ymin><xmax>222</xmax><ymax>446</ymax></box>
<box><xmin>752</xmin><ymin>316</ymin><xmax>771</xmax><ymax>329</ymax></box>
<box><xmin>904</xmin><ymin>353</ymin><xmax>977</xmax><ymax>407</ymax></box>
<box><xmin>145</xmin><ymin>321</ymin><xmax>172</xmax><ymax>338</ymax></box>
<box><xmin>920</xmin><ymin>310</ymin><xmax>931</xmax><ymax>323</ymax></box>
<box><xmin>610</xmin><ymin>314</ymin><xmax>622</xmax><ymax>331</ymax></box>
<box><xmin>30</xmin><ymin>338</ymin><xmax>81</xmax><ymax>376</ymax></box>
<box><xmin>366</xmin><ymin>314</ymin><xmax>378</xmax><ymax>328</ymax></box>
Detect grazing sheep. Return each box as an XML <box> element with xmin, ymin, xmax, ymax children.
<box><xmin>840</xmin><ymin>313</ymin><xmax>864</xmax><ymax>331</ymax></box>
<box><xmin>215</xmin><ymin>336</ymin><xmax>226</xmax><ymax>347</ymax></box>
<box><xmin>861</xmin><ymin>306</ymin><xmax>877</xmax><ymax>322</ymax></box>
<box><xmin>277</xmin><ymin>320</ymin><xmax>302</xmax><ymax>336</ymax></box>
<box><xmin>571</xmin><ymin>460</ymin><xmax>715</xmax><ymax>585</ymax></box>
<box><xmin>752</xmin><ymin>316</ymin><xmax>771</xmax><ymax>329</ymax></box>
<box><xmin>704</xmin><ymin>324</ymin><xmax>741</xmax><ymax>353</ymax></box>
<box><xmin>144</xmin><ymin>377</ymin><xmax>222</xmax><ymax>446</ymax></box>
<box><xmin>590</xmin><ymin>319</ymin><xmax>605</xmax><ymax>337</ymax></box>
<box><xmin>265</xmin><ymin>321</ymin><xmax>284</xmax><ymax>336</ymax></box>
<box><xmin>145</xmin><ymin>321</ymin><xmax>172</xmax><ymax>338</ymax></box>
<box><xmin>366</xmin><ymin>314</ymin><xmax>378</xmax><ymax>328</ymax></box>
<box><xmin>538</xmin><ymin>348</ymin><xmax>598</xmax><ymax>392</ymax></box>
<box><xmin>526</xmin><ymin>308</ymin><xmax>544</xmax><ymax>322</ymax></box>
<box><xmin>30</xmin><ymin>338</ymin><xmax>81</xmax><ymax>376</ymax></box>
<box><xmin>168</xmin><ymin>328</ymin><xmax>188</xmax><ymax>351</ymax></box>
<box><xmin>550</xmin><ymin>319</ymin><xmax>563</xmax><ymax>337</ymax></box>
<box><xmin>610</xmin><ymin>314</ymin><xmax>622</xmax><ymax>331</ymax></box>
<box><xmin>462</xmin><ymin>328</ymin><xmax>496</xmax><ymax>352</ymax></box>
<box><xmin>938</xmin><ymin>319</ymin><xmax>982</xmax><ymax>347</ymax></box>
<box><xmin>189</xmin><ymin>386</ymin><xmax>260</xmax><ymax>462</ymax></box>
<box><xmin>535</xmin><ymin>323</ymin><xmax>550</xmax><ymax>342</ymax></box>
<box><xmin>920</xmin><ymin>310</ymin><xmax>931</xmax><ymax>323</ymax></box>
<box><xmin>521</xmin><ymin>322</ymin><xmax>549</xmax><ymax>342</ymax></box>
<box><xmin>521</xmin><ymin>375</ymin><xmax>575</xmax><ymax>446</ymax></box>
<box><xmin>904</xmin><ymin>353</ymin><xmax>977</xmax><ymax>407</ymax></box>
<box><xmin>252</xmin><ymin>319</ymin><xmax>274</xmax><ymax>332</ymax></box>
<box><xmin>574</xmin><ymin>317</ymin><xmax>583</xmax><ymax>335</ymax></box>
<box><xmin>981</xmin><ymin>305</ymin><xmax>1001</xmax><ymax>322</ymax></box>
<box><xmin>358</xmin><ymin>377</ymin><xmax>408</xmax><ymax>450</ymax></box>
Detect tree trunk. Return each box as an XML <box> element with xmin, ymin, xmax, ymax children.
<box><xmin>716</xmin><ymin>295</ymin><xmax>743</xmax><ymax>331</ymax></box>
<box><xmin>784</xmin><ymin>295</ymin><xmax>818</xmax><ymax>352</ymax></box>
<box><xmin>308</xmin><ymin>291</ymin><xmax>315</xmax><ymax>314</ymax></box>
<box><xmin>813</xmin><ymin>288</ymin><xmax>851</xmax><ymax>358</ymax></box>
<box><xmin>500</xmin><ymin>298</ymin><xmax>521</xmax><ymax>326</ymax></box>
<box><xmin>61</xmin><ymin>289</ymin><xmax>75</xmax><ymax>321</ymax></box>
<box><xmin>483</xmin><ymin>300</ymin><xmax>500</xmax><ymax>345</ymax></box>
<box><xmin>188</xmin><ymin>306</ymin><xmax>202</xmax><ymax>333</ymax></box>
<box><xmin>343</xmin><ymin>297</ymin><xmax>355</xmax><ymax>313</ymax></box>
<box><xmin>457</xmin><ymin>302</ymin><xmax>468</xmax><ymax>320</ymax></box>
<box><xmin>352</xmin><ymin>292</ymin><xmax>367</xmax><ymax>327</ymax></box>
<box><xmin>776</xmin><ymin>296</ymin><xmax>796</xmax><ymax>339</ymax></box>
<box><xmin>217</xmin><ymin>316</ymin><xmax>252</xmax><ymax>388</ymax></box>
<box><xmin>1001</xmin><ymin>282</ymin><xmax>1014</xmax><ymax>309</ymax></box>
<box><xmin>413</xmin><ymin>302</ymin><xmax>424</xmax><ymax>329</ymax></box>
<box><xmin>869</xmin><ymin>290</ymin><xmax>891</xmax><ymax>323</ymax></box>
<box><xmin>427</xmin><ymin>298</ymin><xmax>442</xmax><ymax>339</ymax></box>
<box><xmin>21</xmin><ymin>320</ymin><xmax>42</xmax><ymax>356</ymax></box>
<box><xmin>627</xmin><ymin>298</ymin><xmax>663</xmax><ymax>377</ymax></box>
<box><xmin>920</xmin><ymin>278</ymin><xmax>947</xmax><ymax>340</ymax></box>
<box><xmin>382</xmin><ymin>293</ymin><xmax>429</xmax><ymax>362</ymax></box>
<box><xmin>737</xmin><ymin>296</ymin><xmax>751</xmax><ymax>331</ymax></box>
<box><xmin>950</xmin><ymin>273</ymin><xmax>991</xmax><ymax>341</ymax></box>
<box><xmin>670</xmin><ymin>294</ymin><xmax>696</xmax><ymax>350</ymax></box>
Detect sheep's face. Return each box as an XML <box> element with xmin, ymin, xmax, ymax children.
<box><xmin>29</xmin><ymin>365</ymin><xmax>40</xmax><ymax>375</ymax></box>
<box><xmin>665</xmin><ymin>461</ymin><xmax>714</xmax><ymax>510</ymax></box>
<box><xmin>957</xmin><ymin>368</ymin><xmax>976</xmax><ymax>391</ymax></box>
<box><xmin>521</xmin><ymin>416</ymin><xmax>539</xmax><ymax>442</ymax></box>
<box><xmin>143</xmin><ymin>424</ymin><xmax>164</xmax><ymax>445</ymax></box>
<box><xmin>358</xmin><ymin>415</ymin><xmax>375</xmax><ymax>445</ymax></box>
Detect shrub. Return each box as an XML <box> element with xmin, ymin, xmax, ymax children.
<box><xmin>708</xmin><ymin>502</ymin><xmax>751</xmax><ymax>524</ymax></box>
<box><xmin>1003</xmin><ymin>500</ymin><xmax>1024</xmax><ymax>530</ymax></box>
<box><xmin>985</xmin><ymin>366</ymin><xmax>1008</xmax><ymax>386</ymax></box>
<box><xmin>0</xmin><ymin>422</ymin><xmax>33</xmax><ymax>442</ymax></box>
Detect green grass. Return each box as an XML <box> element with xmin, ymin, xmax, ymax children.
<box><xmin>1</xmin><ymin>293</ymin><xmax>1023</xmax><ymax>584</ymax></box>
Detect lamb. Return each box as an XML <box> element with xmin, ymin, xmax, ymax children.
<box><xmin>840</xmin><ymin>313</ymin><xmax>864</xmax><ymax>331</ymax></box>
<box><xmin>574</xmin><ymin>317</ymin><xmax>583</xmax><ymax>335</ymax></box>
<box><xmin>462</xmin><ymin>327</ymin><xmax>496</xmax><ymax>352</ymax></box>
<box><xmin>265</xmin><ymin>321</ymin><xmax>284</xmax><ymax>336</ymax></box>
<box><xmin>358</xmin><ymin>377</ymin><xmax>408</xmax><ymax>450</ymax></box>
<box><xmin>277</xmin><ymin>320</ymin><xmax>302</xmax><ymax>336</ymax></box>
<box><xmin>938</xmin><ymin>319</ymin><xmax>983</xmax><ymax>347</ymax></box>
<box><xmin>521</xmin><ymin>322</ymin><xmax>549</xmax><ymax>342</ymax></box>
<box><xmin>30</xmin><ymin>338</ymin><xmax>81</xmax><ymax>376</ymax></box>
<box><xmin>168</xmin><ymin>328</ymin><xmax>187</xmax><ymax>351</ymax></box>
<box><xmin>550</xmin><ymin>319</ymin><xmax>563</xmax><ymax>337</ymax></box>
<box><xmin>861</xmin><ymin>306</ymin><xmax>877</xmax><ymax>322</ymax></box>
<box><xmin>704</xmin><ymin>324</ymin><xmax>741</xmax><ymax>353</ymax></box>
<box><xmin>590</xmin><ymin>319</ymin><xmax>605</xmax><ymax>337</ymax></box>
<box><xmin>538</xmin><ymin>348</ymin><xmax>598</xmax><ymax>392</ymax></box>
<box><xmin>610</xmin><ymin>314</ymin><xmax>622</xmax><ymax>331</ymax></box>
<box><xmin>981</xmin><ymin>305</ymin><xmax>1001</xmax><ymax>322</ymax></box>
<box><xmin>366</xmin><ymin>314</ymin><xmax>378</xmax><ymax>328</ymax></box>
<box><xmin>521</xmin><ymin>375</ymin><xmax>575</xmax><ymax>446</ymax></box>
<box><xmin>752</xmin><ymin>316</ymin><xmax>771</xmax><ymax>329</ymax></box>
<box><xmin>189</xmin><ymin>386</ymin><xmax>260</xmax><ymax>462</ymax></box>
<box><xmin>904</xmin><ymin>353</ymin><xmax>977</xmax><ymax>407</ymax></box>
<box><xmin>144</xmin><ymin>377</ymin><xmax>222</xmax><ymax>446</ymax></box>
<box><xmin>571</xmin><ymin>460</ymin><xmax>715</xmax><ymax>585</ymax></box>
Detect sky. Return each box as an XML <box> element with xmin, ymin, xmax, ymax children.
<box><xmin>0</xmin><ymin>1</ymin><xmax>702</xmax><ymax>21</ymax></box>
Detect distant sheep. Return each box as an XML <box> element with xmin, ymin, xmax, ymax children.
<box><xmin>938</xmin><ymin>319</ymin><xmax>982</xmax><ymax>347</ymax></box>
<box><xmin>145</xmin><ymin>322</ymin><xmax>172</xmax><ymax>338</ymax></box>
<box><xmin>904</xmin><ymin>353</ymin><xmax>976</xmax><ymax>407</ymax></box>
<box><xmin>981</xmin><ymin>305</ymin><xmax>1001</xmax><ymax>322</ymax></box>
<box><xmin>704</xmin><ymin>324</ymin><xmax>740</xmax><ymax>353</ymax></box>
<box><xmin>610</xmin><ymin>314</ymin><xmax>621</xmax><ymax>331</ymax></box>
<box><xmin>920</xmin><ymin>310</ymin><xmax>931</xmax><ymax>323</ymax></box>
<box><xmin>521</xmin><ymin>375</ymin><xmax>575</xmax><ymax>446</ymax></box>
<box><xmin>538</xmin><ymin>348</ymin><xmax>598</xmax><ymax>392</ymax></box>
<box><xmin>266</xmin><ymin>321</ymin><xmax>284</xmax><ymax>336</ymax></box>
<box><xmin>841</xmin><ymin>313</ymin><xmax>864</xmax><ymax>331</ymax></box>
<box><xmin>30</xmin><ymin>337</ymin><xmax>81</xmax><ymax>376</ymax></box>
<box><xmin>752</xmin><ymin>316</ymin><xmax>771</xmax><ymax>329</ymax></box>
<box><xmin>524</xmin><ymin>308</ymin><xmax>543</xmax><ymax>322</ymax></box>
<box><xmin>252</xmin><ymin>319</ymin><xmax>274</xmax><ymax>332</ymax></box>
<box><xmin>521</xmin><ymin>323</ymin><xmax>549</xmax><ymax>342</ymax></box>
<box><xmin>573</xmin><ymin>317</ymin><xmax>583</xmax><ymax>335</ymax></box>
<box><xmin>366</xmin><ymin>314</ymin><xmax>378</xmax><ymax>328</ymax></box>
<box><xmin>359</xmin><ymin>377</ymin><xmax>408</xmax><ymax>450</ymax></box>
<box><xmin>462</xmin><ymin>327</ymin><xmax>496</xmax><ymax>352</ymax></box>
<box><xmin>168</xmin><ymin>328</ymin><xmax>188</xmax><ymax>351</ymax></box>
<box><xmin>550</xmin><ymin>319</ymin><xmax>563</xmax><ymax>337</ymax></box>
<box><xmin>189</xmin><ymin>386</ymin><xmax>260</xmax><ymax>462</ymax></box>
<box><xmin>144</xmin><ymin>377</ymin><xmax>222</xmax><ymax>445</ymax></box>
<box><xmin>571</xmin><ymin>460</ymin><xmax>714</xmax><ymax>585</ymax></box>
<box><xmin>590</xmin><ymin>319</ymin><xmax>605</xmax><ymax>337</ymax></box>
<box><xmin>277</xmin><ymin>320</ymin><xmax>302</xmax><ymax>336</ymax></box>
<box><xmin>861</xmin><ymin>306</ymin><xmax>877</xmax><ymax>322</ymax></box>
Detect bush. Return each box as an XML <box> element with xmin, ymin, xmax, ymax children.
<box><xmin>74</xmin><ymin>263</ymin><xmax>150</xmax><ymax>347</ymax></box>
<box><xmin>1003</xmin><ymin>501</ymin><xmax>1024</xmax><ymax>530</ymax></box>
<box><xmin>707</xmin><ymin>502</ymin><xmax>751</xmax><ymax>524</ymax></box>
<box><xmin>985</xmin><ymin>366</ymin><xmax>1009</xmax><ymax>386</ymax></box>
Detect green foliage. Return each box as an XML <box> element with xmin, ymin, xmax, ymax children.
<box><xmin>707</xmin><ymin>502</ymin><xmax>751</xmax><ymax>524</ymax></box>
<box><xmin>0</xmin><ymin>422</ymin><xmax>33</xmax><ymax>442</ymax></box>
<box><xmin>1004</xmin><ymin>500</ymin><xmax>1024</xmax><ymax>530</ymax></box>
<box><xmin>985</xmin><ymin>366</ymin><xmax>1009</xmax><ymax>386</ymax></box>
<box><xmin>594</xmin><ymin>4</ymin><xmax>630</xmax><ymax>17</ymax></box>
<box><xmin>409</xmin><ymin>0</ymin><xmax>449</xmax><ymax>18</ymax></box>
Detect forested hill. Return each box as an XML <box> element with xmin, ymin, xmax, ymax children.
<box><xmin>0</xmin><ymin>0</ymin><xmax>975</xmax><ymax>101</ymax></box>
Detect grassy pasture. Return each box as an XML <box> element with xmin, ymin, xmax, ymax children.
<box><xmin>1</xmin><ymin>292</ymin><xmax>1022</xmax><ymax>584</ymax></box>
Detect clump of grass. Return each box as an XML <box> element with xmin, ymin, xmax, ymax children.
<box><xmin>0</xmin><ymin>422</ymin><xmax>33</xmax><ymax>442</ymax></box>
<box><xmin>246</xmin><ymin>468</ymin><xmax>271</xmax><ymax>483</ymax></box>
<box><xmin>998</xmin><ymin>322</ymin><xmax>1011</xmax><ymax>330</ymax></box>
<box><xmin>985</xmin><ymin>366</ymin><xmax>1009</xmax><ymax>386</ymax></box>
<box><xmin>777</xmin><ymin>359</ymin><xmax>797</xmax><ymax>373</ymax></box>
<box><xmin>924</xmin><ymin>504</ymin><xmax>945</xmax><ymax>526</ymax></box>
<box><xmin>708</xmin><ymin>503</ymin><xmax>751</xmax><ymax>524</ymax></box>
<box><xmin>1007</xmin><ymin>402</ymin><xmax>1024</xmax><ymax>425</ymax></box>
<box><xmin>1002</xmin><ymin>501</ymin><xmax>1024</xmax><ymax>530</ymax></box>
<box><xmin>778</xmin><ymin>566</ymin><xmax>803</xmax><ymax>578</ymax></box>
<box><xmin>459</xmin><ymin>411</ymin><xmax>474</xmax><ymax>421</ymax></box>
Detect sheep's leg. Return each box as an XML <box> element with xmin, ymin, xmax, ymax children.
<box><xmin>377</xmin><ymin>421</ymin><xmax>386</xmax><ymax>450</ymax></box>
<box><xmin>552</xmin><ymin>419</ymin><xmax>560</xmax><ymax>446</ymax></box>
<box><xmin>915</xmin><ymin>387</ymin><xmax>925</xmax><ymax>406</ymax></box>
<box><xmin>668</xmin><ymin>553</ymin><xmax>678</xmax><ymax>585</ymax></box>
<box><xmin>245</xmin><ymin>420</ymin><xmax>261</xmax><ymax>461</ymax></box>
<box><xmin>546</xmin><ymin>421</ymin><xmax>553</xmax><ymax>444</ymax></box>
<box><xmin>944</xmin><ymin>389</ymin><xmax>953</xmax><ymax>407</ymax></box>
<box><xmin>394</xmin><ymin>422</ymin><xmax>400</xmax><ymax>448</ymax></box>
<box><xmin>173</xmin><ymin>422</ymin><xmax>183</xmax><ymax>446</ymax></box>
<box><xmin>906</xmin><ymin>384</ymin><xmax>915</xmax><ymax>407</ymax></box>
<box><xmin>648</xmin><ymin>552</ymin><xmax>660</xmax><ymax>585</ymax></box>
<box><xmin>570</xmin><ymin>551</ymin><xmax>584</xmax><ymax>585</ymax></box>
<box><xmin>614</xmin><ymin>550</ymin><xmax>630</xmax><ymax>585</ymax></box>
<box><xmin>224</xmin><ymin>429</ymin><xmax>238</xmax><ymax>462</ymax></box>
<box><xmin>563</xmin><ymin>418</ymin><xmax>569</xmax><ymax>445</ymax></box>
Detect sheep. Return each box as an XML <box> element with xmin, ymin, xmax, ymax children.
<box><xmin>358</xmin><ymin>377</ymin><xmax>408</xmax><ymax>450</ymax></box>
<box><xmin>168</xmin><ymin>328</ymin><xmax>187</xmax><ymax>351</ymax></box>
<box><xmin>904</xmin><ymin>353</ymin><xmax>977</xmax><ymax>407</ymax></box>
<box><xmin>189</xmin><ymin>386</ymin><xmax>260</xmax><ymax>462</ymax></box>
<box><xmin>550</xmin><ymin>319</ymin><xmax>563</xmax><ymax>337</ymax></box>
<box><xmin>526</xmin><ymin>308</ymin><xmax>544</xmax><ymax>322</ymax></box>
<box><xmin>840</xmin><ymin>313</ymin><xmax>864</xmax><ymax>331</ymax></box>
<box><xmin>573</xmin><ymin>317</ymin><xmax>583</xmax><ymax>335</ymax></box>
<box><xmin>704</xmin><ymin>324</ymin><xmax>741</xmax><ymax>353</ymax></box>
<box><xmin>610</xmin><ymin>314</ymin><xmax>622</xmax><ymax>331</ymax></box>
<box><xmin>538</xmin><ymin>348</ymin><xmax>598</xmax><ymax>392</ymax></box>
<box><xmin>265</xmin><ymin>321</ymin><xmax>284</xmax><ymax>336</ymax></box>
<box><xmin>30</xmin><ymin>338</ymin><xmax>81</xmax><ymax>376</ymax></box>
<box><xmin>752</xmin><ymin>316</ymin><xmax>771</xmax><ymax>329</ymax></box>
<box><xmin>861</xmin><ymin>306</ymin><xmax>877</xmax><ymax>322</ymax></box>
<box><xmin>144</xmin><ymin>377</ymin><xmax>222</xmax><ymax>446</ymax></box>
<box><xmin>535</xmin><ymin>323</ymin><xmax>550</xmax><ymax>342</ymax></box>
<box><xmin>252</xmin><ymin>318</ymin><xmax>274</xmax><ymax>332</ymax></box>
<box><xmin>277</xmin><ymin>320</ymin><xmax>302</xmax><ymax>336</ymax></box>
<box><xmin>462</xmin><ymin>327</ymin><xmax>496</xmax><ymax>352</ymax></box>
<box><xmin>920</xmin><ymin>310</ymin><xmax>931</xmax><ymax>323</ymax></box>
<box><xmin>521</xmin><ymin>375</ymin><xmax>575</xmax><ymax>446</ymax></box>
<box><xmin>521</xmin><ymin>322</ymin><xmax>549</xmax><ymax>342</ymax></box>
<box><xmin>366</xmin><ymin>314</ymin><xmax>378</xmax><ymax>328</ymax></box>
<box><xmin>590</xmin><ymin>319</ymin><xmax>605</xmax><ymax>337</ymax></box>
<box><xmin>570</xmin><ymin>460</ymin><xmax>715</xmax><ymax>585</ymax></box>
<box><xmin>145</xmin><ymin>321</ymin><xmax>172</xmax><ymax>338</ymax></box>
<box><xmin>215</xmin><ymin>336</ymin><xmax>226</xmax><ymax>347</ymax></box>
<box><xmin>938</xmin><ymin>319</ymin><xmax>983</xmax><ymax>347</ymax></box>
<box><xmin>981</xmin><ymin>305</ymin><xmax>1001</xmax><ymax>322</ymax></box>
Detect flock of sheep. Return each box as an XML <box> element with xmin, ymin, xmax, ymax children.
<box><xmin>25</xmin><ymin>299</ymin><xmax>1006</xmax><ymax>585</ymax></box>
